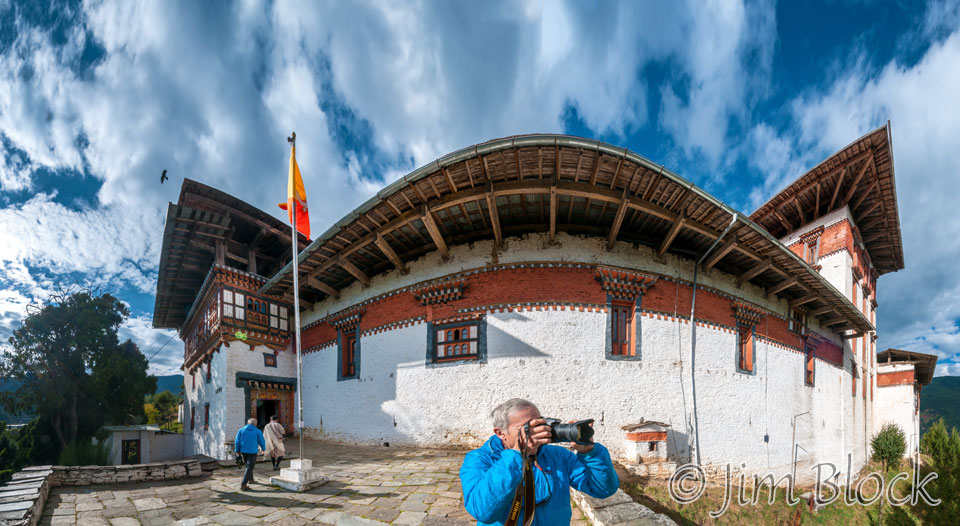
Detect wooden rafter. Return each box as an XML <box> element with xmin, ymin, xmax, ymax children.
<box><xmin>657</xmin><ymin>213</ymin><xmax>686</xmax><ymax>258</ymax></box>
<box><xmin>788</xmin><ymin>293</ymin><xmax>818</xmax><ymax>309</ymax></box>
<box><xmin>306</xmin><ymin>275</ymin><xmax>339</xmax><ymax>299</ymax></box>
<box><xmin>794</xmin><ymin>197</ymin><xmax>806</xmax><ymax>225</ymax></box>
<box><xmin>375</xmin><ymin>232</ymin><xmax>406</xmax><ymax>274</ymax></box>
<box><xmin>337</xmin><ymin>255</ymin><xmax>370</xmax><ymax>286</ymax></box>
<box><xmin>486</xmin><ymin>181</ymin><xmax>503</xmax><ymax>247</ymax></box>
<box><xmin>809</xmin><ymin>306</ymin><xmax>835</xmax><ymax>317</ymax></box>
<box><xmin>773</xmin><ymin>209</ymin><xmax>792</xmax><ymax>232</ymax></box>
<box><xmin>827</xmin><ymin>166</ymin><xmax>848</xmax><ymax>211</ymax></box>
<box><xmin>842</xmin><ymin>156</ymin><xmax>873</xmax><ymax>206</ymax></box>
<box><xmin>607</xmin><ymin>188</ymin><xmax>630</xmax><ymax>250</ymax></box>
<box><xmin>589</xmin><ymin>155</ymin><xmax>602</xmax><ymax>186</ymax></box>
<box><xmin>703</xmin><ymin>236</ymin><xmax>738</xmax><ymax>270</ymax></box>
<box><xmin>420</xmin><ymin>206</ymin><xmax>449</xmax><ymax>260</ymax></box>
<box><xmin>549</xmin><ymin>179</ymin><xmax>558</xmax><ymax>244</ymax></box>
<box><xmin>766</xmin><ymin>277</ymin><xmax>799</xmax><ymax>298</ymax></box>
<box><xmin>814</xmin><ymin>181</ymin><xmax>821</xmax><ymax>219</ymax></box>
<box><xmin>851</xmin><ymin>179</ymin><xmax>879</xmax><ymax>212</ymax></box>
<box><xmin>737</xmin><ymin>259</ymin><xmax>772</xmax><ymax>287</ymax></box>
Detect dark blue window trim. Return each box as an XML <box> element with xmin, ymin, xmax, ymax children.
<box><xmin>337</xmin><ymin>328</ymin><xmax>360</xmax><ymax>381</ymax></box>
<box><xmin>735</xmin><ymin>322</ymin><xmax>757</xmax><ymax>375</ymax></box>
<box><xmin>605</xmin><ymin>294</ymin><xmax>642</xmax><ymax>361</ymax></box>
<box><xmin>426</xmin><ymin>318</ymin><xmax>487</xmax><ymax>367</ymax></box>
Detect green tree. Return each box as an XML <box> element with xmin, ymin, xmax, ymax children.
<box><xmin>0</xmin><ymin>291</ymin><xmax>157</xmax><ymax>456</ymax></box>
<box><xmin>150</xmin><ymin>391</ymin><xmax>180</xmax><ymax>428</ymax></box>
<box><xmin>921</xmin><ymin>419</ymin><xmax>960</xmax><ymax>523</ymax></box>
<box><xmin>0</xmin><ymin>422</ymin><xmax>19</xmax><ymax>484</ymax></box>
<box><xmin>871</xmin><ymin>423</ymin><xmax>906</xmax><ymax>525</ymax></box>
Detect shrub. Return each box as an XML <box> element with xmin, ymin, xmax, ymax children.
<box><xmin>57</xmin><ymin>440</ymin><xmax>109</xmax><ymax>466</ymax></box>
<box><xmin>872</xmin><ymin>423</ymin><xmax>907</xmax><ymax>469</ymax></box>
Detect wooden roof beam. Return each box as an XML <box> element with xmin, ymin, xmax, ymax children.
<box><xmin>794</xmin><ymin>197</ymin><xmax>806</xmax><ymax>226</ymax></box>
<box><xmin>549</xmin><ymin>179</ymin><xmax>558</xmax><ymax>244</ymax></box>
<box><xmin>737</xmin><ymin>259</ymin><xmax>772</xmax><ymax>287</ymax></box>
<box><xmin>842</xmin><ymin>156</ymin><xmax>873</xmax><ymax>206</ymax></box>
<box><xmin>657</xmin><ymin>213</ymin><xmax>686</xmax><ymax>258</ymax></box>
<box><xmin>789</xmin><ymin>293</ymin><xmax>819</xmax><ymax>309</ymax></box>
<box><xmin>823</xmin><ymin>317</ymin><xmax>847</xmax><ymax>327</ymax></box>
<box><xmin>862</xmin><ymin>232</ymin><xmax>887</xmax><ymax>245</ymax></box>
<box><xmin>375</xmin><ymin>232</ymin><xmax>407</xmax><ymax>274</ymax></box>
<box><xmin>851</xmin><ymin>179</ymin><xmax>879</xmax><ymax>212</ymax></box>
<box><xmin>337</xmin><ymin>255</ymin><xmax>370</xmax><ymax>287</ymax></box>
<box><xmin>606</xmin><ymin>188</ymin><xmax>630</xmax><ymax>250</ymax></box>
<box><xmin>703</xmin><ymin>236</ymin><xmax>738</xmax><ymax>270</ymax></box>
<box><xmin>305</xmin><ymin>276</ymin><xmax>339</xmax><ymax>299</ymax></box>
<box><xmin>485</xmin><ymin>182</ymin><xmax>503</xmax><ymax>248</ymax></box>
<box><xmin>827</xmin><ymin>166</ymin><xmax>848</xmax><ymax>211</ymax></box>
<box><xmin>420</xmin><ymin>206</ymin><xmax>450</xmax><ymax>261</ymax></box>
<box><xmin>766</xmin><ymin>277</ymin><xmax>799</xmax><ymax>298</ymax></box>
<box><xmin>814</xmin><ymin>181</ymin><xmax>821</xmax><ymax>219</ymax></box>
<box><xmin>840</xmin><ymin>330</ymin><xmax>864</xmax><ymax>340</ymax></box>
<box><xmin>809</xmin><ymin>306</ymin><xmax>836</xmax><ymax>317</ymax></box>
<box><xmin>774</xmin><ymin>209</ymin><xmax>792</xmax><ymax>232</ymax></box>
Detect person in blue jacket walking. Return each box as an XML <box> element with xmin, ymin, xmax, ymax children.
<box><xmin>235</xmin><ymin>418</ymin><xmax>266</xmax><ymax>490</ymax></box>
<box><xmin>460</xmin><ymin>398</ymin><xmax>619</xmax><ymax>525</ymax></box>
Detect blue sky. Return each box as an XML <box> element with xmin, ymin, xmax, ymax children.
<box><xmin>1</xmin><ymin>0</ymin><xmax>959</xmax><ymax>376</ymax></box>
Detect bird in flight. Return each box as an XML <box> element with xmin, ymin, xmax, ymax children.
<box><xmin>161</xmin><ymin>169</ymin><xmax>168</xmax><ymax>184</ymax></box>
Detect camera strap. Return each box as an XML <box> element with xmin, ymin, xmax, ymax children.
<box><xmin>504</xmin><ymin>454</ymin><xmax>536</xmax><ymax>526</ymax></box>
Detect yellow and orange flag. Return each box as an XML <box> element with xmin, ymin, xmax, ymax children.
<box><xmin>278</xmin><ymin>143</ymin><xmax>310</xmax><ymax>240</ymax></box>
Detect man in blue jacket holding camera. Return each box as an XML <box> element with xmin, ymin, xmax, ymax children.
<box><xmin>460</xmin><ymin>398</ymin><xmax>619</xmax><ymax>525</ymax></box>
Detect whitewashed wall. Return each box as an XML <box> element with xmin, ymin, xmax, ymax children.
<box><xmin>182</xmin><ymin>340</ymin><xmax>298</xmax><ymax>460</ymax></box>
<box><xmin>875</xmin><ymin>363</ymin><xmax>919</xmax><ymax>456</ymax></box>
<box><xmin>295</xmin><ymin>232</ymin><xmax>871</xmax><ymax>480</ymax></box>
<box><xmin>182</xmin><ymin>345</ymin><xmax>228</xmax><ymax>459</ymax></box>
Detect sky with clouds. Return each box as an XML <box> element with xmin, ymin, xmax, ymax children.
<box><xmin>1</xmin><ymin>0</ymin><xmax>959</xmax><ymax>377</ymax></box>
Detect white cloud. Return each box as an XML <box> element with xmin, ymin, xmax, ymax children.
<box><xmin>660</xmin><ymin>0</ymin><xmax>776</xmax><ymax>168</ymax></box>
<box><xmin>119</xmin><ymin>315</ymin><xmax>182</xmax><ymax>376</ymax></box>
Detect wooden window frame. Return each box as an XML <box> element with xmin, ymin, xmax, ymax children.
<box><xmin>190</xmin><ymin>408</ymin><xmax>195</xmax><ymax>431</ymax></box>
<box><xmin>610</xmin><ymin>300</ymin><xmax>634</xmax><ymax>357</ymax></box>
<box><xmin>736</xmin><ymin>323</ymin><xmax>755</xmax><ymax>374</ymax></box>
<box><xmin>205</xmin><ymin>360</ymin><xmax>211</xmax><ymax>383</ymax></box>
<box><xmin>804</xmin><ymin>238</ymin><xmax>820</xmax><ymax>265</ymax></box>
<box><xmin>606</xmin><ymin>295</ymin><xmax>641</xmax><ymax>361</ymax></box>
<box><xmin>788</xmin><ymin>308</ymin><xmax>806</xmax><ymax>335</ymax></box>
<box><xmin>433</xmin><ymin>322</ymin><xmax>480</xmax><ymax>363</ymax></box>
<box><xmin>337</xmin><ymin>328</ymin><xmax>359</xmax><ymax>381</ymax></box>
<box><xmin>804</xmin><ymin>343</ymin><xmax>815</xmax><ymax>387</ymax></box>
<box><xmin>426</xmin><ymin>319</ymin><xmax>487</xmax><ymax>367</ymax></box>
<box><xmin>204</xmin><ymin>403</ymin><xmax>210</xmax><ymax>431</ymax></box>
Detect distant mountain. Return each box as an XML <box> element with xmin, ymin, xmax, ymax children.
<box><xmin>920</xmin><ymin>376</ymin><xmax>960</xmax><ymax>435</ymax></box>
<box><xmin>155</xmin><ymin>374</ymin><xmax>184</xmax><ymax>395</ymax></box>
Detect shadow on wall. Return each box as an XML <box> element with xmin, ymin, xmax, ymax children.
<box><xmin>315</xmin><ymin>314</ymin><xmax>552</xmax><ymax>446</ymax></box>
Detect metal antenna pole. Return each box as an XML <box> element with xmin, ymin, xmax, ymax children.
<box><xmin>288</xmin><ymin>131</ymin><xmax>304</xmax><ymax>462</ymax></box>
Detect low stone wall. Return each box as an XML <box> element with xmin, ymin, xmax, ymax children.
<box><xmin>571</xmin><ymin>488</ymin><xmax>677</xmax><ymax>526</ymax></box>
<box><xmin>0</xmin><ymin>460</ymin><xmax>201</xmax><ymax>526</ymax></box>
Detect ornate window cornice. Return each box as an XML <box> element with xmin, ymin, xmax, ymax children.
<box><xmin>410</xmin><ymin>278</ymin><xmax>466</xmax><ymax>305</ymax></box>
<box><xmin>595</xmin><ymin>267</ymin><xmax>657</xmax><ymax>300</ymax></box>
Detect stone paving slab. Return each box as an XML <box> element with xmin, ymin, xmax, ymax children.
<box><xmin>40</xmin><ymin>440</ymin><xmax>477</xmax><ymax>526</ymax></box>
<box><xmin>37</xmin><ymin>439</ymin><xmax>619</xmax><ymax>526</ymax></box>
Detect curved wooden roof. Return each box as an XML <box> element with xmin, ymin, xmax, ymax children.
<box><xmin>260</xmin><ymin>135</ymin><xmax>875</xmax><ymax>335</ymax></box>
<box><xmin>750</xmin><ymin>124</ymin><xmax>903</xmax><ymax>276</ymax></box>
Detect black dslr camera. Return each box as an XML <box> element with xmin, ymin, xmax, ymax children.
<box><xmin>524</xmin><ymin>418</ymin><xmax>595</xmax><ymax>446</ymax></box>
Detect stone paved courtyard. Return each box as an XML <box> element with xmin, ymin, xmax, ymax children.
<box><xmin>39</xmin><ymin>439</ymin><xmax>593</xmax><ymax>525</ymax></box>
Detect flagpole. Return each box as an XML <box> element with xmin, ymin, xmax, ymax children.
<box><xmin>288</xmin><ymin>132</ymin><xmax>304</xmax><ymax>463</ymax></box>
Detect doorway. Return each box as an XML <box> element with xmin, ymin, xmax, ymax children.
<box><xmin>256</xmin><ymin>399</ymin><xmax>279</xmax><ymax>429</ymax></box>
<box><xmin>121</xmin><ymin>439</ymin><xmax>141</xmax><ymax>465</ymax></box>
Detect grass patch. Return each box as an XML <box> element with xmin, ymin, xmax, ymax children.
<box><xmin>620</xmin><ymin>461</ymin><xmax>925</xmax><ymax>525</ymax></box>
